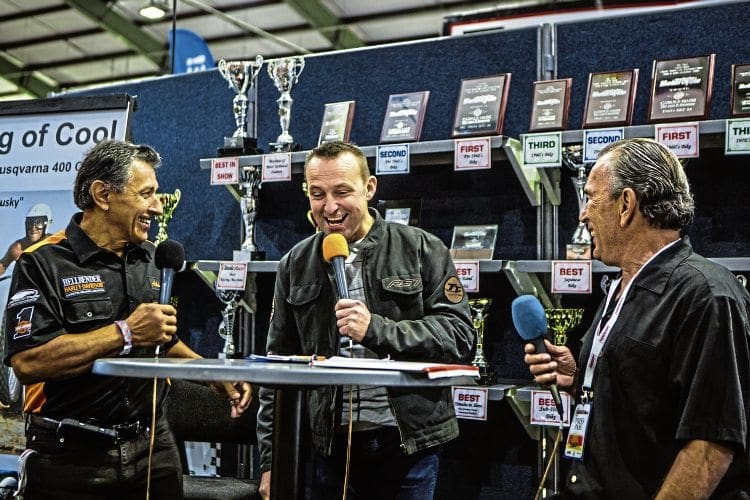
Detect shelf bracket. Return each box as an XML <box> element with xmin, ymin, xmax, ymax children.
<box><xmin>503</xmin><ymin>137</ymin><xmax>541</xmax><ymax>206</ymax></box>
<box><xmin>502</xmin><ymin>261</ymin><xmax>553</xmax><ymax>308</ymax></box>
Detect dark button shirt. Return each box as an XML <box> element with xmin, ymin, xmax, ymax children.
<box><xmin>4</xmin><ymin>213</ymin><xmax>166</xmax><ymax>424</ymax></box>
<box><xmin>567</xmin><ymin>237</ymin><xmax>750</xmax><ymax>499</ymax></box>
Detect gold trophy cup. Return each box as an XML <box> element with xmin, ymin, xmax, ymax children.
<box><xmin>469</xmin><ymin>297</ymin><xmax>493</xmax><ymax>385</ymax></box>
<box><xmin>545</xmin><ymin>308</ymin><xmax>584</xmax><ymax>346</ymax></box>
<box><xmin>155</xmin><ymin>189</ymin><xmax>181</xmax><ymax>244</ymax></box>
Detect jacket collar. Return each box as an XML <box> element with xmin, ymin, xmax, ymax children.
<box><xmin>349</xmin><ymin>208</ymin><xmax>385</xmax><ymax>254</ymax></box>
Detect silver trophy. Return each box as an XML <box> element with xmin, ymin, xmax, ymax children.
<box><xmin>217</xmin><ymin>55</ymin><xmax>264</xmax><ymax>156</ymax></box>
<box><xmin>235</xmin><ymin>165</ymin><xmax>265</xmax><ymax>261</ymax></box>
<box><xmin>563</xmin><ymin>145</ymin><xmax>592</xmax><ymax>260</ymax></box>
<box><xmin>267</xmin><ymin>56</ymin><xmax>305</xmax><ymax>152</ymax></box>
<box><xmin>215</xmin><ymin>285</ymin><xmax>243</xmax><ymax>359</ymax></box>
<box><xmin>469</xmin><ymin>297</ymin><xmax>494</xmax><ymax>386</ymax></box>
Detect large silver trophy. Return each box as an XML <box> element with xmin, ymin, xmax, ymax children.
<box><xmin>267</xmin><ymin>56</ymin><xmax>305</xmax><ymax>152</ymax></box>
<box><xmin>234</xmin><ymin>165</ymin><xmax>265</xmax><ymax>261</ymax></box>
<box><xmin>217</xmin><ymin>55</ymin><xmax>264</xmax><ymax>156</ymax></box>
<box><xmin>563</xmin><ymin>145</ymin><xmax>592</xmax><ymax>260</ymax></box>
<box><xmin>469</xmin><ymin>297</ymin><xmax>494</xmax><ymax>386</ymax></box>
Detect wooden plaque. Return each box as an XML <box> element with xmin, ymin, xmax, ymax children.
<box><xmin>317</xmin><ymin>101</ymin><xmax>356</xmax><ymax>145</ymax></box>
<box><xmin>731</xmin><ymin>63</ymin><xmax>750</xmax><ymax>118</ymax></box>
<box><xmin>529</xmin><ymin>78</ymin><xmax>572</xmax><ymax>132</ymax></box>
<box><xmin>648</xmin><ymin>54</ymin><xmax>715</xmax><ymax>123</ymax></box>
<box><xmin>380</xmin><ymin>91</ymin><xmax>430</xmax><ymax>143</ymax></box>
<box><xmin>452</xmin><ymin>74</ymin><xmax>511</xmax><ymax>137</ymax></box>
<box><xmin>582</xmin><ymin>69</ymin><xmax>638</xmax><ymax>128</ymax></box>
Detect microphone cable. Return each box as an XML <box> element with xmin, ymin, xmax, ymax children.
<box><xmin>146</xmin><ymin>345</ymin><xmax>161</xmax><ymax>499</ymax></box>
<box><xmin>534</xmin><ymin>425</ymin><xmax>563</xmax><ymax>500</ymax></box>
<box><xmin>342</xmin><ymin>385</ymin><xmax>354</xmax><ymax>500</ymax></box>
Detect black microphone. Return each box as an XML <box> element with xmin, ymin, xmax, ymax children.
<box><xmin>322</xmin><ymin>233</ymin><xmax>349</xmax><ymax>299</ymax></box>
<box><xmin>155</xmin><ymin>240</ymin><xmax>186</xmax><ymax>305</ymax></box>
<box><xmin>511</xmin><ymin>294</ymin><xmax>565</xmax><ymax>420</ymax></box>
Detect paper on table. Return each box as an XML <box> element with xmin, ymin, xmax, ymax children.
<box><xmin>246</xmin><ymin>354</ymin><xmax>317</xmax><ymax>363</ymax></box>
<box><xmin>311</xmin><ymin>356</ymin><xmax>479</xmax><ymax>379</ymax></box>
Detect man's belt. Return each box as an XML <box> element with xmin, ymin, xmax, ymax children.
<box><xmin>28</xmin><ymin>414</ymin><xmax>149</xmax><ymax>441</ymax></box>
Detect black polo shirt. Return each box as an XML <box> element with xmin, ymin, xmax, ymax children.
<box><xmin>3</xmin><ymin>213</ymin><xmax>168</xmax><ymax>424</ymax></box>
<box><xmin>566</xmin><ymin>237</ymin><xmax>750</xmax><ymax>498</ymax></box>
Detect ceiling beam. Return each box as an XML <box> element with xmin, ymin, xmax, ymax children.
<box><xmin>283</xmin><ymin>0</ymin><xmax>365</xmax><ymax>49</ymax></box>
<box><xmin>63</xmin><ymin>0</ymin><xmax>166</xmax><ymax>68</ymax></box>
<box><xmin>0</xmin><ymin>54</ymin><xmax>58</xmax><ymax>98</ymax></box>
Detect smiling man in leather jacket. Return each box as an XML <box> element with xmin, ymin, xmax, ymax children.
<box><xmin>257</xmin><ymin>141</ymin><xmax>475</xmax><ymax>500</ymax></box>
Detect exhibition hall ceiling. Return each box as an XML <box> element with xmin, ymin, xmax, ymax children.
<box><xmin>0</xmin><ymin>0</ymin><xmax>510</xmax><ymax>101</ymax></box>
<box><xmin>0</xmin><ymin>0</ymin><xmax>734</xmax><ymax>102</ymax></box>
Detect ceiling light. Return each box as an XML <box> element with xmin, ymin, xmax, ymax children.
<box><xmin>139</xmin><ymin>0</ymin><xmax>169</xmax><ymax>20</ymax></box>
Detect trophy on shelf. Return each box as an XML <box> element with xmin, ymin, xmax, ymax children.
<box><xmin>235</xmin><ymin>165</ymin><xmax>265</xmax><ymax>261</ymax></box>
<box><xmin>545</xmin><ymin>308</ymin><xmax>584</xmax><ymax>346</ymax></box>
<box><xmin>563</xmin><ymin>145</ymin><xmax>592</xmax><ymax>260</ymax></box>
<box><xmin>469</xmin><ymin>297</ymin><xmax>494</xmax><ymax>386</ymax></box>
<box><xmin>215</xmin><ymin>284</ymin><xmax>243</xmax><ymax>359</ymax></box>
<box><xmin>217</xmin><ymin>55</ymin><xmax>264</xmax><ymax>156</ymax></box>
<box><xmin>267</xmin><ymin>56</ymin><xmax>305</xmax><ymax>152</ymax></box>
<box><xmin>154</xmin><ymin>188</ymin><xmax>181</xmax><ymax>244</ymax></box>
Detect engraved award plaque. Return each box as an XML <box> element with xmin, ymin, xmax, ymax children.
<box><xmin>380</xmin><ymin>91</ymin><xmax>430</xmax><ymax>143</ymax></box>
<box><xmin>376</xmin><ymin>198</ymin><xmax>422</xmax><ymax>226</ymax></box>
<box><xmin>529</xmin><ymin>78</ymin><xmax>572</xmax><ymax>132</ymax></box>
<box><xmin>450</xmin><ymin>224</ymin><xmax>498</xmax><ymax>260</ymax></box>
<box><xmin>318</xmin><ymin>101</ymin><xmax>356</xmax><ymax>145</ymax></box>
<box><xmin>731</xmin><ymin>63</ymin><xmax>750</xmax><ymax>117</ymax></box>
<box><xmin>452</xmin><ymin>74</ymin><xmax>511</xmax><ymax>137</ymax></box>
<box><xmin>154</xmin><ymin>188</ymin><xmax>181</xmax><ymax>244</ymax></box>
<box><xmin>582</xmin><ymin>69</ymin><xmax>638</xmax><ymax>128</ymax></box>
<box><xmin>469</xmin><ymin>297</ymin><xmax>494</xmax><ymax>386</ymax></box>
<box><xmin>217</xmin><ymin>56</ymin><xmax>264</xmax><ymax>156</ymax></box>
<box><xmin>268</xmin><ymin>56</ymin><xmax>306</xmax><ymax>152</ymax></box>
<box><xmin>648</xmin><ymin>54</ymin><xmax>715</xmax><ymax>123</ymax></box>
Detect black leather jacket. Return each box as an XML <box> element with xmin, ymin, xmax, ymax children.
<box><xmin>257</xmin><ymin>210</ymin><xmax>475</xmax><ymax>471</ymax></box>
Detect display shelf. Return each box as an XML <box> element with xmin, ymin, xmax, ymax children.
<box><xmin>191</xmin><ymin>259</ymin><xmax>556</xmax><ymax>308</ymax></box>
<box><xmin>559</xmin><ymin>119</ymin><xmax>728</xmax><ymax>147</ymax></box>
<box><xmin>199</xmin><ymin>136</ymin><xmax>558</xmax><ymax>207</ymax></box>
<box><xmin>516</xmin><ymin>257</ymin><xmax>750</xmax><ymax>273</ymax></box>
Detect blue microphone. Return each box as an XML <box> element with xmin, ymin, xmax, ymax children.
<box><xmin>511</xmin><ymin>294</ymin><xmax>565</xmax><ymax>420</ymax></box>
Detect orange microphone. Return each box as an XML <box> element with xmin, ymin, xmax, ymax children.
<box><xmin>322</xmin><ymin>233</ymin><xmax>349</xmax><ymax>299</ymax></box>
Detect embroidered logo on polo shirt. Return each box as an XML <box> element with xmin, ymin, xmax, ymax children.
<box><xmin>148</xmin><ymin>276</ymin><xmax>161</xmax><ymax>291</ymax></box>
<box><xmin>13</xmin><ymin>306</ymin><xmax>33</xmax><ymax>339</ymax></box>
<box><xmin>60</xmin><ymin>274</ymin><xmax>106</xmax><ymax>298</ymax></box>
<box><xmin>7</xmin><ymin>289</ymin><xmax>40</xmax><ymax>309</ymax></box>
